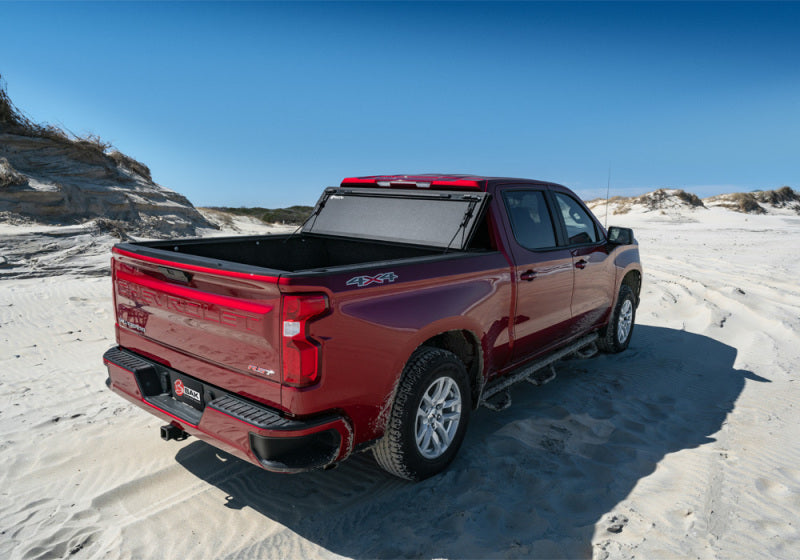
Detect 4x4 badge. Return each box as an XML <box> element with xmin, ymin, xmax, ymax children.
<box><xmin>346</xmin><ymin>272</ymin><xmax>399</xmax><ymax>288</ymax></box>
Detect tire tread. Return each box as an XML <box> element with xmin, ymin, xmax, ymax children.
<box><xmin>598</xmin><ymin>283</ymin><xmax>636</xmax><ymax>353</ymax></box>
<box><xmin>373</xmin><ymin>346</ymin><xmax>469</xmax><ymax>481</ymax></box>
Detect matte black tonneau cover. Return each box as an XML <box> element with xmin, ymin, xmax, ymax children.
<box><xmin>303</xmin><ymin>187</ymin><xmax>491</xmax><ymax>250</ymax></box>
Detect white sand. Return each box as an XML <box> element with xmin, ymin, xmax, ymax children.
<box><xmin>1</xmin><ymin>203</ymin><xmax>799</xmax><ymax>559</ymax></box>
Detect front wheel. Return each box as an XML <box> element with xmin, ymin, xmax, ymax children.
<box><xmin>373</xmin><ymin>347</ymin><xmax>471</xmax><ymax>481</ymax></box>
<box><xmin>598</xmin><ymin>284</ymin><xmax>636</xmax><ymax>353</ymax></box>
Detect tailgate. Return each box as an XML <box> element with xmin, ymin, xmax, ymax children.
<box><xmin>112</xmin><ymin>247</ymin><xmax>283</xmax><ymax>406</ymax></box>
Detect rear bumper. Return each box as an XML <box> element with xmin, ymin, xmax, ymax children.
<box><xmin>103</xmin><ymin>346</ymin><xmax>353</xmax><ymax>473</ymax></box>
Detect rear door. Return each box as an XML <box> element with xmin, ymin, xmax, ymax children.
<box><xmin>500</xmin><ymin>187</ymin><xmax>575</xmax><ymax>363</ymax></box>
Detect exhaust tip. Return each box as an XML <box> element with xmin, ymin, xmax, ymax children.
<box><xmin>160</xmin><ymin>424</ymin><xmax>188</xmax><ymax>441</ymax></box>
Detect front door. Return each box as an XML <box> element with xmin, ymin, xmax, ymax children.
<box><xmin>500</xmin><ymin>189</ymin><xmax>575</xmax><ymax>363</ymax></box>
<box><xmin>551</xmin><ymin>191</ymin><xmax>615</xmax><ymax>332</ymax></box>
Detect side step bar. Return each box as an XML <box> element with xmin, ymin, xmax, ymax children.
<box><xmin>480</xmin><ymin>334</ymin><xmax>598</xmax><ymax>411</ymax></box>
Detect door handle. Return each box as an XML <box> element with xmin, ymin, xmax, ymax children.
<box><xmin>575</xmin><ymin>259</ymin><xmax>587</xmax><ymax>270</ymax></box>
<box><xmin>520</xmin><ymin>270</ymin><xmax>537</xmax><ymax>281</ymax></box>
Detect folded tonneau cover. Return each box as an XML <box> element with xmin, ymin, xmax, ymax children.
<box><xmin>304</xmin><ymin>187</ymin><xmax>491</xmax><ymax>250</ymax></box>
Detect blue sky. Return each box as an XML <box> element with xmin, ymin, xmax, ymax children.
<box><xmin>1</xmin><ymin>1</ymin><xmax>798</xmax><ymax>207</ymax></box>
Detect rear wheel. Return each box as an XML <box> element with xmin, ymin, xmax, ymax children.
<box><xmin>598</xmin><ymin>284</ymin><xmax>636</xmax><ymax>353</ymax></box>
<box><xmin>373</xmin><ymin>347</ymin><xmax>471</xmax><ymax>481</ymax></box>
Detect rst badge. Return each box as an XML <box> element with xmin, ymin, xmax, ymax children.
<box><xmin>248</xmin><ymin>365</ymin><xmax>275</xmax><ymax>377</ymax></box>
<box><xmin>346</xmin><ymin>272</ymin><xmax>398</xmax><ymax>288</ymax></box>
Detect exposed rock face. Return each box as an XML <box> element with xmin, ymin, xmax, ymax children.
<box><xmin>0</xmin><ymin>132</ymin><xmax>215</xmax><ymax>237</ymax></box>
<box><xmin>0</xmin><ymin>76</ymin><xmax>215</xmax><ymax>237</ymax></box>
<box><xmin>0</xmin><ymin>156</ymin><xmax>26</xmax><ymax>187</ymax></box>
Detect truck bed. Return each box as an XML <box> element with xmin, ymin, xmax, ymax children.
<box><xmin>123</xmin><ymin>233</ymin><xmax>476</xmax><ymax>274</ymax></box>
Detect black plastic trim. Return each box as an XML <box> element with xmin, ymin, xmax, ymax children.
<box><xmin>209</xmin><ymin>394</ymin><xmax>340</xmax><ymax>432</ymax></box>
<box><xmin>250</xmin><ymin>430</ymin><xmax>341</xmax><ymax>472</ymax></box>
<box><xmin>103</xmin><ymin>346</ymin><xmax>341</xmax><ymax>432</ymax></box>
<box><xmin>114</xmin><ymin>241</ymin><xmax>286</xmax><ymax>278</ymax></box>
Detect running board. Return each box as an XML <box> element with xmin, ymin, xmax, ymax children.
<box><xmin>480</xmin><ymin>334</ymin><xmax>599</xmax><ymax>411</ymax></box>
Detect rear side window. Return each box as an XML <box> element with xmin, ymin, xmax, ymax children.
<box><xmin>503</xmin><ymin>191</ymin><xmax>557</xmax><ymax>250</ymax></box>
<box><xmin>554</xmin><ymin>192</ymin><xmax>599</xmax><ymax>245</ymax></box>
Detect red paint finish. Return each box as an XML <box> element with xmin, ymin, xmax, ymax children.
<box><xmin>112</xmin><ymin>254</ymin><xmax>284</xmax><ymax>408</ymax></box>
<box><xmin>104</xmin><ymin>175</ymin><xmax>642</xmax><ymax>473</ymax></box>
<box><xmin>280</xmin><ymin>254</ymin><xmax>514</xmax><ymax>443</ymax></box>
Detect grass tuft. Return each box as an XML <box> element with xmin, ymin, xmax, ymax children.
<box><xmin>108</xmin><ymin>150</ymin><xmax>152</xmax><ymax>181</ymax></box>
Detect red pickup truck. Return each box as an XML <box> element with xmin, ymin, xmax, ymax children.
<box><xmin>103</xmin><ymin>175</ymin><xmax>641</xmax><ymax>480</ymax></box>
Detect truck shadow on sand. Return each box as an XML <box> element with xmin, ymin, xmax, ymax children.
<box><xmin>175</xmin><ymin>325</ymin><xmax>768</xmax><ymax>559</ymax></box>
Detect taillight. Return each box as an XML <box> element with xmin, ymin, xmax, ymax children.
<box><xmin>281</xmin><ymin>293</ymin><xmax>329</xmax><ymax>387</ymax></box>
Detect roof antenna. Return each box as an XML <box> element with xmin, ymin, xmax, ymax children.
<box><xmin>604</xmin><ymin>167</ymin><xmax>611</xmax><ymax>229</ymax></box>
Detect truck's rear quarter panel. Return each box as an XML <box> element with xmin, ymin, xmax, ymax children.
<box><xmin>284</xmin><ymin>251</ymin><xmax>513</xmax><ymax>442</ymax></box>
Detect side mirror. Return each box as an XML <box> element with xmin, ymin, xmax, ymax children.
<box><xmin>608</xmin><ymin>226</ymin><xmax>634</xmax><ymax>245</ymax></box>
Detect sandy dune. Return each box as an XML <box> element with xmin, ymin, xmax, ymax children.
<box><xmin>0</xmin><ymin>131</ymin><xmax>214</xmax><ymax>238</ymax></box>
<box><xmin>1</xmin><ymin>206</ymin><xmax>799</xmax><ymax>559</ymax></box>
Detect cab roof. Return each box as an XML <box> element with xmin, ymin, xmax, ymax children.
<box><xmin>340</xmin><ymin>174</ymin><xmax>553</xmax><ymax>191</ymax></box>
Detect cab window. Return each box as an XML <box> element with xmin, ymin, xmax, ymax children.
<box><xmin>503</xmin><ymin>190</ymin><xmax>557</xmax><ymax>250</ymax></box>
<box><xmin>553</xmin><ymin>192</ymin><xmax>599</xmax><ymax>245</ymax></box>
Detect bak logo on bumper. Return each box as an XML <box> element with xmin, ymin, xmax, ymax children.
<box><xmin>346</xmin><ymin>272</ymin><xmax>398</xmax><ymax>288</ymax></box>
<box><xmin>174</xmin><ymin>379</ymin><xmax>201</xmax><ymax>402</ymax></box>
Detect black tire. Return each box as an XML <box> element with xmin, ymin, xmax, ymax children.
<box><xmin>598</xmin><ymin>283</ymin><xmax>636</xmax><ymax>353</ymax></box>
<box><xmin>373</xmin><ymin>346</ymin><xmax>472</xmax><ymax>481</ymax></box>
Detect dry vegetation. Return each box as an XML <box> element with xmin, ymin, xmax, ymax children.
<box><xmin>93</xmin><ymin>217</ymin><xmax>132</xmax><ymax>240</ymax></box>
<box><xmin>108</xmin><ymin>150</ymin><xmax>152</xmax><ymax>181</ymax></box>
<box><xmin>1</xmin><ymin>74</ymin><xmax>151</xmax><ymax>179</ymax></box>
<box><xmin>674</xmin><ymin>190</ymin><xmax>704</xmax><ymax>207</ymax></box>
<box><xmin>598</xmin><ymin>189</ymin><xmax>705</xmax><ymax>215</ymax></box>
<box><xmin>754</xmin><ymin>186</ymin><xmax>799</xmax><ymax>207</ymax></box>
<box><xmin>208</xmin><ymin>205</ymin><xmax>314</xmax><ymax>225</ymax></box>
<box><xmin>593</xmin><ymin>187</ymin><xmax>798</xmax><ymax>217</ymax></box>
<box><xmin>637</xmin><ymin>188</ymin><xmax>705</xmax><ymax>210</ymax></box>
<box><xmin>718</xmin><ymin>193</ymin><xmax>767</xmax><ymax>214</ymax></box>
<box><xmin>705</xmin><ymin>187</ymin><xmax>799</xmax><ymax>214</ymax></box>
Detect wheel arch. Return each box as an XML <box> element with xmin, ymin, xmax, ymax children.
<box><xmin>621</xmin><ymin>268</ymin><xmax>642</xmax><ymax>306</ymax></box>
<box><xmin>414</xmin><ymin>329</ymin><xmax>483</xmax><ymax>410</ymax></box>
